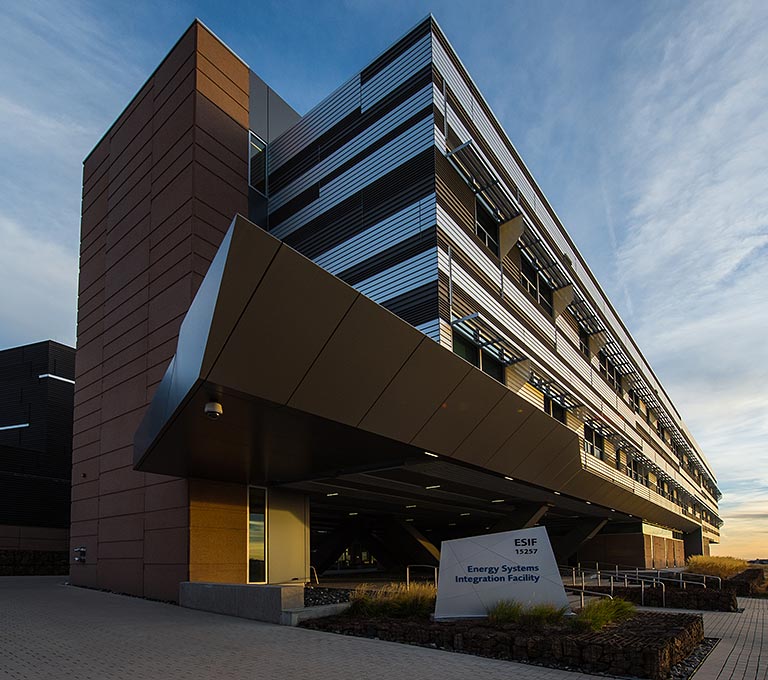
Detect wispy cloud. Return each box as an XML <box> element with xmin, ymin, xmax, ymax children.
<box><xmin>605</xmin><ymin>0</ymin><xmax>768</xmax><ymax>556</ymax></box>
<box><xmin>0</xmin><ymin>0</ymin><xmax>151</xmax><ymax>348</ymax></box>
<box><xmin>0</xmin><ymin>216</ymin><xmax>77</xmax><ymax>347</ymax></box>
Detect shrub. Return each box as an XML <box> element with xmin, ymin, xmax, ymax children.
<box><xmin>574</xmin><ymin>597</ymin><xmax>636</xmax><ymax>631</ymax></box>
<box><xmin>686</xmin><ymin>555</ymin><xmax>749</xmax><ymax>579</ymax></box>
<box><xmin>488</xmin><ymin>600</ymin><xmax>568</xmax><ymax>627</ymax></box>
<box><xmin>346</xmin><ymin>582</ymin><xmax>436</xmax><ymax>619</ymax></box>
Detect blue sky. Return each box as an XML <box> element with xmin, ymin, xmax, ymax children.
<box><xmin>1</xmin><ymin>0</ymin><xmax>766</xmax><ymax>557</ymax></box>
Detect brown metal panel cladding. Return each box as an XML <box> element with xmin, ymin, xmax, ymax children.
<box><xmin>196</xmin><ymin>24</ymin><xmax>249</xmax><ymax>93</ymax></box>
<box><xmin>501</xmin><ymin>423</ymin><xmax>581</xmax><ymax>490</ymax></box>
<box><xmin>195</xmin><ymin>23</ymin><xmax>248</xmax><ymax>109</ymax></box>
<box><xmin>452</xmin><ymin>392</ymin><xmax>537</xmax><ymax>465</ymax></box>
<box><xmin>200</xmin><ymin>222</ymin><xmax>282</xmax><ymax>377</ymax></box>
<box><xmin>411</xmin><ymin>368</ymin><xmax>508</xmax><ymax>456</ymax></box>
<box><xmin>197</xmin><ymin>54</ymin><xmax>248</xmax><ymax>116</ymax></box>
<box><xmin>207</xmin><ymin>246</ymin><xmax>360</xmax><ymax>404</ymax></box>
<box><xmin>288</xmin><ymin>295</ymin><xmax>425</xmax><ymax>427</ymax></box>
<box><xmin>359</xmin><ymin>340</ymin><xmax>472</xmax><ymax>443</ymax></box>
<box><xmin>195</xmin><ymin>93</ymin><xmax>248</xmax><ymax>162</ymax></box>
<box><xmin>73</xmin><ymin>20</ymin><xmax>251</xmax><ymax>597</ymax></box>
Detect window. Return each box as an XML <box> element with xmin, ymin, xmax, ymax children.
<box><xmin>628</xmin><ymin>457</ymin><xmax>649</xmax><ymax>487</ymax></box>
<box><xmin>578</xmin><ymin>327</ymin><xmax>591</xmax><ymax>359</ymax></box>
<box><xmin>627</xmin><ymin>389</ymin><xmax>640</xmax><ymax>413</ymax></box>
<box><xmin>475</xmin><ymin>202</ymin><xmax>500</xmax><ymax>256</ymax></box>
<box><xmin>481</xmin><ymin>350</ymin><xmax>504</xmax><ymax>383</ymax></box>
<box><xmin>544</xmin><ymin>395</ymin><xmax>566</xmax><ymax>423</ymax></box>
<box><xmin>249</xmin><ymin>132</ymin><xmax>267</xmax><ymax>195</ymax></box>
<box><xmin>520</xmin><ymin>250</ymin><xmax>554</xmax><ymax>315</ymax></box>
<box><xmin>583</xmin><ymin>424</ymin><xmax>604</xmax><ymax>460</ymax></box>
<box><xmin>452</xmin><ymin>333</ymin><xmax>505</xmax><ymax>383</ymax></box>
<box><xmin>598</xmin><ymin>350</ymin><xmax>622</xmax><ymax>395</ymax></box>
<box><xmin>248</xmin><ymin>487</ymin><xmax>266</xmax><ymax>583</ymax></box>
<box><xmin>453</xmin><ymin>333</ymin><xmax>479</xmax><ymax>366</ymax></box>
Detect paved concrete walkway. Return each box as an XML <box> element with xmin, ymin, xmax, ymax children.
<box><xmin>0</xmin><ymin>577</ymin><xmax>764</xmax><ymax>680</ymax></box>
<box><xmin>696</xmin><ymin>598</ymin><xmax>766</xmax><ymax>680</ymax></box>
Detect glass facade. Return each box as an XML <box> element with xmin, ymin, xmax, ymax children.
<box><xmin>248</xmin><ymin>487</ymin><xmax>266</xmax><ymax>583</ymax></box>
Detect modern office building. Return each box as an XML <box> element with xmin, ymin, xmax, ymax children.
<box><xmin>1</xmin><ymin>340</ymin><xmax>74</xmax><ymax>575</ymax></box>
<box><xmin>73</xmin><ymin>17</ymin><xmax>720</xmax><ymax>601</ymax></box>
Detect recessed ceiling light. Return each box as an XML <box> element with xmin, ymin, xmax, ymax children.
<box><xmin>426</xmin><ymin>485</ymin><xmax>441</xmax><ymax>490</ymax></box>
<box><xmin>553</xmin><ymin>491</ymin><xmax>561</xmax><ymax>495</ymax></box>
<box><xmin>610</xmin><ymin>509</ymin><xmax>616</xmax><ymax>512</ymax></box>
<box><xmin>491</xmin><ymin>499</ymin><xmax>505</xmax><ymax>503</ymax></box>
<box><xmin>448</xmin><ymin>522</ymin><xmax>456</xmax><ymax>526</ymax></box>
<box><xmin>349</xmin><ymin>512</ymin><xmax>358</xmax><ymax>516</ymax></box>
<box><xmin>405</xmin><ymin>518</ymin><xmax>414</xmax><ymax>522</ymax></box>
<box><xmin>504</xmin><ymin>476</ymin><xmax>514</xmax><ymax>481</ymax></box>
<box><xmin>585</xmin><ymin>501</ymin><xmax>592</xmax><ymax>505</ymax></box>
<box><xmin>460</xmin><ymin>512</ymin><xmax>470</xmax><ymax>516</ymax></box>
<box><xmin>424</xmin><ymin>452</ymin><xmax>439</xmax><ymax>458</ymax></box>
<box><xmin>405</xmin><ymin>504</ymin><xmax>416</xmax><ymax>509</ymax></box>
<box><xmin>326</xmin><ymin>492</ymin><xmax>339</xmax><ymax>497</ymax></box>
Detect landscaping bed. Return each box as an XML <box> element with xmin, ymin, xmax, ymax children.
<box><xmin>302</xmin><ymin>609</ymin><xmax>704</xmax><ymax>679</ymax></box>
<box><xmin>724</xmin><ymin>568</ymin><xmax>766</xmax><ymax>597</ymax></box>
<box><xmin>304</xmin><ymin>586</ymin><xmax>352</xmax><ymax>607</ymax></box>
<box><xmin>587</xmin><ymin>585</ymin><xmax>738</xmax><ymax>612</ymax></box>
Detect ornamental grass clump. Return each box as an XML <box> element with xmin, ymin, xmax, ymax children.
<box><xmin>487</xmin><ymin>600</ymin><xmax>568</xmax><ymax>628</ymax></box>
<box><xmin>347</xmin><ymin>582</ymin><xmax>436</xmax><ymax>619</ymax></box>
<box><xmin>686</xmin><ymin>555</ymin><xmax>749</xmax><ymax>579</ymax></box>
<box><xmin>573</xmin><ymin>597</ymin><xmax>636</xmax><ymax>632</ymax></box>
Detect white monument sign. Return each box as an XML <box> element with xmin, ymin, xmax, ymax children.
<box><xmin>434</xmin><ymin>526</ymin><xmax>569</xmax><ymax>619</ymax></box>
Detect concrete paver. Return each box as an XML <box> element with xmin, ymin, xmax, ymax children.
<box><xmin>695</xmin><ymin>598</ymin><xmax>766</xmax><ymax>680</ymax></box>
<box><xmin>0</xmin><ymin>577</ymin><xmax>765</xmax><ymax>680</ymax></box>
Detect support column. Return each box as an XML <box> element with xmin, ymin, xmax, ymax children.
<box><xmin>551</xmin><ymin>518</ymin><xmax>608</xmax><ymax>563</ymax></box>
<box><xmin>492</xmin><ymin>504</ymin><xmax>550</xmax><ymax>532</ymax></box>
<box><xmin>683</xmin><ymin>527</ymin><xmax>706</xmax><ymax>559</ymax></box>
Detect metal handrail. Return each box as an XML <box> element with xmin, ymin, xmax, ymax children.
<box><xmin>564</xmin><ymin>564</ymin><xmax>710</xmax><ymax>591</ymax></box>
<box><xmin>564</xmin><ymin>586</ymin><xmax>613</xmax><ymax>609</ymax></box>
<box><xmin>406</xmin><ymin>564</ymin><xmax>438</xmax><ymax>589</ymax></box>
<box><xmin>653</xmin><ymin>569</ymin><xmax>721</xmax><ymax>590</ymax></box>
<box><xmin>607</xmin><ymin>574</ymin><xmax>666</xmax><ymax>607</ymax></box>
<box><xmin>309</xmin><ymin>565</ymin><xmax>320</xmax><ymax>585</ymax></box>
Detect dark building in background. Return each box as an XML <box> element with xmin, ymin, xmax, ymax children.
<box><xmin>0</xmin><ymin>340</ymin><xmax>74</xmax><ymax>575</ymax></box>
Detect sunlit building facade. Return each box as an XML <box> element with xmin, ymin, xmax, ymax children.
<box><xmin>73</xmin><ymin>17</ymin><xmax>720</xmax><ymax>600</ymax></box>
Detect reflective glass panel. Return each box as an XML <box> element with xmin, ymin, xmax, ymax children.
<box><xmin>248</xmin><ymin>487</ymin><xmax>266</xmax><ymax>583</ymax></box>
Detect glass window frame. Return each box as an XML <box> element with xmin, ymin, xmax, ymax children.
<box><xmin>247</xmin><ymin>485</ymin><xmax>268</xmax><ymax>584</ymax></box>
<box><xmin>543</xmin><ymin>395</ymin><xmax>566</xmax><ymax>424</ymax></box>
<box><xmin>519</xmin><ymin>249</ymin><xmax>555</xmax><ymax>316</ymax></box>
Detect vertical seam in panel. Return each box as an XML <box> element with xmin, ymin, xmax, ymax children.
<box><xmin>200</xmin><ymin>242</ymin><xmax>284</xmax><ymax>382</ymax></box>
<box><xmin>354</xmin><ymin>337</ymin><xmax>427</xmax><ymax>427</ymax></box>
<box><xmin>284</xmin><ymin>293</ymin><xmax>362</xmax><ymax>405</ymax></box>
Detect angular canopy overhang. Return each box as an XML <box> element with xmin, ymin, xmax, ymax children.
<box><xmin>133</xmin><ymin>215</ymin><xmax>700</xmax><ymax>532</ymax></box>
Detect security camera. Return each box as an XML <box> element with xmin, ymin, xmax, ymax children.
<box><xmin>204</xmin><ymin>401</ymin><xmax>223</xmax><ymax>420</ymax></box>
